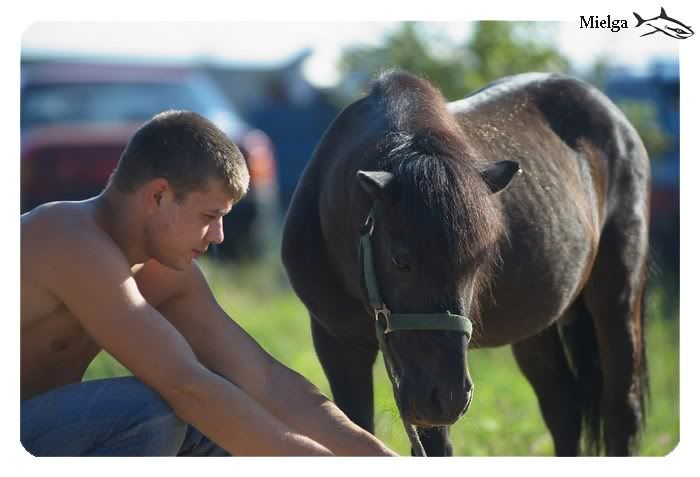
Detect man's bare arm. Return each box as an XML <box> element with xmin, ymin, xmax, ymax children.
<box><xmin>43</xmin><ymin>231</ymin><xmax>333</xmax><ymax>456</ymax></box>
<box><xmin>156</xmin><ymin>262</ymin><xmax>396</xmax><ymax>456</ymax></box>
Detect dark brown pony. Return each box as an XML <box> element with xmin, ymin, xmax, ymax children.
<box><xmin>281</xmin><ymin>69</ymin><xmax>650</xmax><ymax>456</ymax></box>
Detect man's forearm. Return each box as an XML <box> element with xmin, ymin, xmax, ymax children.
<box><xmin>166</xmin><ymin>368</ymin><xmax>334</xmax><ymax>456</ymax></box>
<box><xmin>263</xmin><ymin>362</ymin><xmax>397</xmax><ymax>456</ymax></box>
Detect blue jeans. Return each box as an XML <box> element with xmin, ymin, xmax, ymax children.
<box><xmin>21</xmin><ymin>376</ymin><xmax>230</xmax><ymax>456</ymax></box>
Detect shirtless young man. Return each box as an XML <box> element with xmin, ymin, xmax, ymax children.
<box><xmin>20</xmin><ymin>110</ymin><xmax>397</xmax><ymax>457</ymax></box>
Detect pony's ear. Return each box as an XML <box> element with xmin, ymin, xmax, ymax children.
<box><xmin>480</xmin><ymin>160</ymin><xmax>521</xmax><ymax>194</ymax></box>
<box><xmin>357</xmin><ymin>170</ymin><xmax>398</xmax><ymax>203</ymax></box>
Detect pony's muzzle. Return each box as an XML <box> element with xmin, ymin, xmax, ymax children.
<box><xmin>399</xmin><ymin>377</ymin><xmax>473</xmax><ymax>426</ymax></box>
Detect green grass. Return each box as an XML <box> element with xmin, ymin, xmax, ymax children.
<box><xmin>84</xmin><ymin>257</ymin><xmax>679</xmax><ymax>456</ymax></box>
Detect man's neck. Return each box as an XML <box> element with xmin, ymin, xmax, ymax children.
<box><xmin>95</xmin><ymin>186</ymin><xmax>150</xmax><ymax>267</ymax></box>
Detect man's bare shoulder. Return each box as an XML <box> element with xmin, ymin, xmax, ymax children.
<box><xmin>22</xmin><ymin>200</ymin><xmax>128</xmax><ymax>284</ymax></box>
<box><xmin>22</xmin><ymin>200</ymin><xmax>103</xmax><ymax>244</ymax></box>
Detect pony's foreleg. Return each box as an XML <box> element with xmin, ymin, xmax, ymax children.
<box><xmin>310</xmin><ymin>317</ymin><xmax>378</xmax><ymax>433</ymax></box>
<box><xmin>511</xmin><ymin>323</ymin><xmax>582</xmax><ymax>456</ymax></box>
<box><xmin>414</xmin><ymin>426</ymin><xmax>452</xmax><ymax>456</ymax></box>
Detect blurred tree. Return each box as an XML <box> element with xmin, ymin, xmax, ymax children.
<box><xmin>615</xmin><ymin>100</ymin><xmax>671</xmax><ymax>161</ymax></box>
<box><xmin>337</xmin><ymin>21</ymin><xmax>569</xmax><ymax>102</ymax></box>
<box><xmin>337</xmin><ymin>22</ymin><xmax>669</xmax><ymax>162</ymax></box>
<box><xmin>585</xmin><ymin>56</ymin><xmax>613</xmax><ymax>89</ymax></box>
<box><xmin>462</xmin><ymin>22</ymin><xmax>569</xmax><ymax>95</ymax></box>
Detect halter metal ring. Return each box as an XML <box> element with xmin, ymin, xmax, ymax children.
<box><xmin>374</xmin><ymin>304</ymin><xmax>391</xmax><ymax>328</ymax></box>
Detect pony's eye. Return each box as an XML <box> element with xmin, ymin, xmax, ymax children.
<box><xmin>392</xmin><ymin>255</ymin><xmax>411</xmax><ymax>272</ymax></box>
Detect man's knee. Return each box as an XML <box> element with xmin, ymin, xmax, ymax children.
<box><xmin>21</xmin><ymin>376</ymin><xmax>190</xmax><ymax>456</ymax></box>
<box><xmin>96</xmin><ymin>377</ymin><xmax>189</xmax><ymax>456</ymax></box>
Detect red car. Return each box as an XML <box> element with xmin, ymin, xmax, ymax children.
<box><xmin>21</xmin><ymin>61</ymin><xmax>279</xmax><ymax>259</ymax></box>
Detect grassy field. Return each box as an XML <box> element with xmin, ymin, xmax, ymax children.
<box><xmin>84</xmin><ymin>256</ymin><xmax>679</xmax><ymax>456</ymax></box>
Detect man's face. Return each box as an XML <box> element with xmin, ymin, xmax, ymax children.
<box><xmin>146</xmin><ymin>179</ymin><xmax>235</xmax><ymax>270</ymax></box>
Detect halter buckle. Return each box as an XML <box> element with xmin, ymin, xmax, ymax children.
<box><xmin>374</xmin><ymin>304</ymin><xmax>391</xmax><ymax>331</ymax></box>
<box><xmin>374</xmin><ymin>304</ymin><xmax>390</xmax><ymax>318</ymax></box>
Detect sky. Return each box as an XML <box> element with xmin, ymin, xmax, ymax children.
<box><xmin>20</xmin><ymin>19</ymin><xmax>681</xmax><ymax>88</ymax></box>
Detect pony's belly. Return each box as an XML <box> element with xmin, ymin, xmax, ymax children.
<box><xmin>474</xmin><ymin>290</ymin><xmax>573</xmax><ymax>348</ymax></box>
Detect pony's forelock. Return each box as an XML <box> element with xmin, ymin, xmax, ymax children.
<box><xmin>368</xmin><ymin>69</ymin><xmax>507</xmax><ymax>330</ymax></box>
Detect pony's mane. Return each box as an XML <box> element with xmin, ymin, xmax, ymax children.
<box><xmin>367</xmin><ymin>69</ymin><xmax>505</xmax><ymax>327</ymax></box>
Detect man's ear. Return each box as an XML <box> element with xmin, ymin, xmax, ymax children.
<box><xmin>480</xmin><ymin>160</ymin><xmax>521</xmax><ymax>194</ymax></box>
<box><xmin>357</xmin><ymin>170</ymin><xmax>398</xmax><ymax>203</ymax></box>
<box><xmin>143</xmin><ymin>178</ymin><xmax>171</xmax><ymax>214</ymax></box>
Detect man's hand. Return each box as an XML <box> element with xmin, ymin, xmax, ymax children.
<box><xmin>266</xmin><ymin>362</ymin><xmax>398</xmax><ymax>456</ymax></box>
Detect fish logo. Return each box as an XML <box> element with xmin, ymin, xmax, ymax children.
<box><xmin>633</xmin><ymin>7</ymin><xmax>694</xmax><ymax>39</ymax></box>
